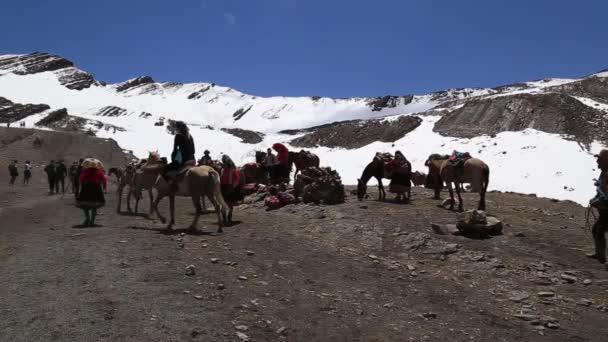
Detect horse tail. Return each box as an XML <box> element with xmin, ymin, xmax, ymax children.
<box><xmin>482</xmin><ymin>165</ymin><xmax>490</xmax><ymax>193</ymax></box>
<box><xmin>209</xmin><ymin>169</ymin><xmax>228</xmax><ymax>212</ymax></box>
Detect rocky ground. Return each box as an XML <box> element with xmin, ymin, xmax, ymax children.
<box><xmin>1</xmin><ymin>129</ymin><xmax>608</xmax><ymax>341</ymax></box>
<box><xmin>1</xmin><ymin>182</ymin><xmax>607</xmax><ymax>341</ymax></box>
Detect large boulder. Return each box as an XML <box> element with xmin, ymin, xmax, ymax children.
<box><xmin>294</xmin><ymin>167</ymin><xmax>345</xmax><ymax>205</ymax></box>
<box><xmin>456</xmin><ymin>210</ymin><xmax>503</xmax><ymax>238</ymax></box>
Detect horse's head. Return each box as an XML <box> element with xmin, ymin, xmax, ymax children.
<box><xmin>356</xmin><ymin>178</ymin><xmax>367</xmax><ymax>201</ymax></box>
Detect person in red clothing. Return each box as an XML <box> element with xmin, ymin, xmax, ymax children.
<box><xmin>220</xmin><ymin>155</ymin><xmax>243</xmax><ymax>224</ymax></box>
<box><xmin>272</xmin><ymin>143</ymin><xmax>290</xmax><ymax>182</ymax></box>
<box><xmin>76</xmin><ymin>158</ymin><xmax>107</xmax><ymax>227</ymax></box>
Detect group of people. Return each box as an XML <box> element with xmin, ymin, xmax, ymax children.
<box><xmin>43</xmin><ymin>160</ymin><xmax>69</xmax><ymax>194</ymax></box>
<box><xmin>262</xmin><ymin>144</ymin><xmax>290</xmax><ymax>181</ymax></box>
<box><xmin>7</xmin><ymin>160</ymin><xmax>32</xmax><ymax>185</ymax></box>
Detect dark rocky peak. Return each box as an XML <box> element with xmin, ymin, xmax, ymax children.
<box><xmin>430</xmin><ymin>88</ymin><xmax>495</xmax><ymax>103</ymax></box>
<box><xmin>115</xmin><ymin>76</ymin><xmax>155</xmax><ymax>92</ymax></box>
<box><xmin>287</xmin><ymin>115</ymin><xmax>422</xmax><ymax>149</ymax></box>
<box><xmin>433</xmin><ymin>93</ymin><xmax>608</xmax><ymax>145</ymax></box>
<box><xmin>187</xmin><ymin>84</ymin><xmax>213</xmax><ymax>100</ymax></box>
<box><xmin>0</xmin><ymin>52</ymin><xmax>73</xmax><ymax>75</ymax></box>
<box><xmin>0</xmin><ymin>96</ymin><xmax>51</xmax><ymax>123</ymax></box>
<box><xmin>546</xmin><ymin>76</ymin><xmax>608</xmax><ymax>104</ymax></box>
<box><xmin>0</xmin><ymin>52</ymin><xmax>99</xmax><ymax>90</ymax></box>
<box><xmin>491</xmin><ymin>82</ymin><xmax>530</xmax><ymax>93</ymax></box>
<box><xmin>366</xmin><ymin>95</ymin><xmax>414</xmax><ymax>112</ymax></box>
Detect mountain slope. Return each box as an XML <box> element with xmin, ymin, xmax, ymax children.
<box><xmin>0</xmin><ymin>52</ymin><xmax>606</xmax><ymax>205</ymax></box>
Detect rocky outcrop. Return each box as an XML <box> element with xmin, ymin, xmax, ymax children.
<box><xmin>546</xmin><ymin>76</ymin><xmax>608</xmax><ymax>104</ymax></box>
<box><xmin>233</xmin><ymin>106</ymin><xmax>253</xmax><ymax>121</ymax></box>
<box><xmin>366</xmin><ymin>95</ymin><xmax>414</xmax><ymax>111</ymax></box>
<box><xmin>0</xmin><ymin>97</ymin><xmax>50</xmax><ymax>123</ymax></box>
<box><xmin>187</xmin><ymin>85</ymin><xmax>213</xmax><ymax>100</ymax></box>
<box><xmin>0</xmin><ymin>52</ymin><xmax>98</xmax><ymax>90</ymax></box>
<box><xmin>35</xmin><ymin>108</ymin><xmax>68</xmax><ymax>126</ymax></box>
<box><xmin>95</xmin><ymin>106</ymin><xmax>128</xmax><ymax>117</ymax></box>
<box><xmin>286</xmin><ymin>115</ymin><xmax>422</xmax><ymax>149</ymax></box>
<box><xmin>115</xmin><ymin>76</ymin><xmax>155</xmax><ymax>92</ymax></box>
<box><xmin>221</xmin><ymin>128</ymin><xmax>264</xmax><ymax>144</ymax></box>
<box><xmin>433</xmin><ymin>93</ymin><xmax>608</xmax><ymax>144</ymax></box>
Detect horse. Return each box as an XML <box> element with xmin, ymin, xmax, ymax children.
<box><xmin>108</xmin><ymin>167</ymin><xmax>123</xmax><ymax>184</ymax></box>
<box><xmin>115</xmin><ymin>163</ymin><xmax>149</xmax><ymax>214</ymax></box>
<box><xmin>139</xmin><ymin>152</ymin><xmax>228</xmax><ymax>232</ymax></box>
<box><xmin>425</xmin><ymin>154</ymin><xmax>490</xmax><ymax>212</ymax></box>
<box><xmin>411</xmin><ymin>171</ymin><xmax>427</xmax><ymax>187</ymax></box>
<box><xmin>357</xmin><ymin>153</ymin><xmax>393</xmax><ymax>201</ymax></box>
<box><xmin>288</xmin><ymin>150</ymin><xmax>320</xmax><ymax>176</ymax></box>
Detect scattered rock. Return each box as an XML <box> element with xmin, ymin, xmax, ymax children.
<box><xmin>577</xmin><ymin>299</ymin><xmax>593</xmax><ymax>307</ymax></box>
<box><xmin>537</xmin><ymin>292</ymin><xmax>555</xmax><ymax>298</ymax></box>
<box><xmin>238</xmin><ymin>276</ymin><xmax>248</xmax><ymax>281</ymax></box>
<box><xmin>235</xmin><ymin>325</ymin><xmax>249</xmax><ymax>332</ymax></box>
<box><xmin>211</xmin><ymin>258</ymin><xmax>219</xmax><ymax>264</ymax></box>
<box><xmin>194</xmin><ymin>295</ymin><xmax>203</xmax><ymax>300</ymax></box>
<box><xmin>236</xmin><ymin>332</ymin><xmax>250</xmax><ymax>341</ymax></box>
<box><xmin>217</xmin><ymin>283</ymin><xmax>226</xmax><ymax>290</ymax></box>
<box><xmin>560</xmin><ymin>274</ymin><xmax>577</xmax><ymax>283</ymax></box>
<box><xmin>583</xmin><ymin>279</ymin><xmax>593</xmax><ymax>285</ymax></box>
<box><xmin>456</xmin><ymin>210</ymin><xmax>503</xmax><ymax>238</ymax></box>
<box><xmin>276</xmin><ymin>326</ymin><xmax>288</xmax><ymax>336</ymax></box>
<box><xmin>509</xmin><ymin>291</ymin><xmax>531</xmax><ymax>302</ymax></box>
<box><xmin>185</xmin><ymin>265</ymin><xmax>196</xmax><ymax>276</ymax></box>
<box><xmin>246</xmin><ymin>250</ymin><xmax>255</xmax><ymax>256</ymax></box>
<box><xmin>419</xmin><ymin>313</ymin><xmax>437</xmax><ymax>320</ymax></box>
<box><xmin>430</xmin><ymin>223</ymin><xmax>459</xmax><ymax>235</ymax></box>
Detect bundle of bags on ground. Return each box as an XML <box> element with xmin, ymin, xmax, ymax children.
<box><xmin>294</xmin><ymin>167</ymin><xmax>345</xmax><ymax>205</ymax></box>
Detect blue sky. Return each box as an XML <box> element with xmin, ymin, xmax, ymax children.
<box><xmin>1</xmin><ymin>0</ymin><xmax>606</xmax><ymax>97</ymax></box>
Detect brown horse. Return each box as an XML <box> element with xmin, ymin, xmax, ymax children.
<box><xmin>425</xmin><ymin>154</ymin><xmax>490</xmax><ymax>212</ymax></box>
<box><xmin>289</xmin><ymin>150</ymin><xmax>320</xmax><ymax>176</ymax></box>
<box><xmin>411</xmin><ymin>171</ymin><xmax>427</xmax><ymax>187</ymax></box>
<box><xmin>140</xmin><ymin>152</ymin><xmax>228</xmax><ymax>232</ymax></box>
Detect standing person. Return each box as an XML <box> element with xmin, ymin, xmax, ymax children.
<box><xmin>386</xmin><ymin>151</ymin><xmax>412</xmax><ymax>203</ymax></box>
<box><xmin>76</xmin><ymin>158</ymin><xmax>107</xmax><ymax>227</ymax></box>
<box><xmin>55</xmin><ymin>160</ymin><xmax>68</xmax><ymax>194</ymax></box>
<box><xmin>220</xmin><ymin>155</ymin><xmax>243</xmax><ymax>224</ymax></box>
<box><xmin>44</xmin><ymin>160</ymin><xmax>56</xmax><ymax>194</ymax></box>
<box><xmin>8</xmin><ymin>160</ymin><xmax>18</xmax><ymax>185</ymax></box>
<box><xmin>23</xmin><ymin>161</ymin><xmax>32</xmax><ymax>185</ymax></box>
<box><xmin>272</xmin><ymin>143</ymin><xmax>290</xmax><ymax>182</ymax></box>
<box><xmin>264</xmin><ymin>148</ymin><xmax>278</xmax><ymax>180</ymax></box>
<box><xmin>588</xmin><ymin>149</ymin><xmax>608</xmax><ymax>269</ymax></box>
<box><xmin>69</xmin><ymin>161</ymin><xmax>79</xmax><ymax>193</ymax></box>
<box><xmin>73</xmin><ymin>159</ymin><xmax>84</xmax><ymax>198</ymax></box>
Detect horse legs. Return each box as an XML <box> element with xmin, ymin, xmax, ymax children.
<box><xmin>126</xmin><ymin>189</ymin><xmax>133</xmax><ymax>213</ymax></box>
<box><xmin>478</xmin><ymin>188</ymin><xmax>486</xmax><ymax>211</ymax></box>
<box><xmin>116</xmin><ymin>186</ymin><xmax>123</xmax><ymax>213</ymax></box>
<box><xmin>206</xmin><ymin>194</ymin><xmax>224</xmax><ymax>233</ymax></box>
<box><xmin>377</xmin><ymin>178</ymin><xmax>385</xmax><ymax>201</ymax></box>
<box><xmin>447</xmin><ymin>182</ymin><xmax>455</xmax><ymax>211</ymax></box>
<box><xmin>166</xmin><ymin>195</ymin><xmax>175</xmax><ymax>230</ymax></box>
<box><xmin>152</xmin><ymin>192</ymin><xmax>166</xmax><ymax>223</ymax></box>
<box><xmin>189</xmin><ymin>194</ymin><xmax>203</xmax><ymax>231</ymax></box>
<box><xmin>148</xmin><ymin>189</ymin><xmax>154</xmax><ymax>216</ymax></box>
<box><xmin>455</xmin><ymin>182</ymin><xmax>464</xmax><ymax>212</ymax></box>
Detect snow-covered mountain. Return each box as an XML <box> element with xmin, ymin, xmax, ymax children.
<box><xmin>1</xmin><ymin>52</ymin><xmax>607</xmax><ymax>205</ymax></box>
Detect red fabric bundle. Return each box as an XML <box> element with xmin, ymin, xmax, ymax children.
<box><xmin>80</xmin><ymin>168</ymin><xmax>107</xmax><ymax>186</ymax></box>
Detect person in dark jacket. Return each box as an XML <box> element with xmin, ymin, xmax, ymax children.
<box><xmin>272</xmin><ymin>143</ymin><xmax>290</xmax><ymax>182</ymax></box>
<box><xmin>44</xmin><ymin>160</ymin><xmax>56</xmax><ymax>194</ymax></box>
<box><xmin>72</xmin><ymin>159</ymin><xmax>84</xmax><ymax>198</ymax></box>
<box><xmin>8</xmin><ymin>160</ymin><xmax>18</xmax><ymax>185</ymax></box>
<box><xmin>55</xmin><ymin>160</ymin><xmax>68</xmax><ymax>194</ymax></box>
<box><xmin>23</xmin><ymin>161</ymin><xmax>32</xmax><ymax>185</ymax></box>
<box><xmin>164</xmin><ymin>121</ymin><xmax>195</xmax><ymax>184</ymax></box>
<box><xmin>199</xmin><ymin>150</ymin><xmax>212</xmax><ymax>165</ymax></box>
<box><xmin>588</xmin><ymin>149</ymin><xmax>608</xmax><ymax>269</ymax></box>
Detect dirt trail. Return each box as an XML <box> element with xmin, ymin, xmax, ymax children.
<box><xmin>1</xmin><ymin>179</ymin><xmax>607</xmax><ymax>341</ymax></box>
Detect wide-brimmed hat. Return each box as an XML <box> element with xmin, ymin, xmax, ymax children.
<box><xmin>82</xmin><ymin>158</ymin><xmax>104</xmax><ymax>170</ymax></box>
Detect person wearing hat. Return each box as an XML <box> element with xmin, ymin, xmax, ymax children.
<box><xmin>199</xmin><ymin>150</ymin><xmax>212</xmax><ymax>166</ymax></box>
<box><xmin>76</xmin><ymin>158</ymin><xmax>107</xmax><ymax>227</ymax></box>
<box><xmin>588</xmin><ymin>149</ymin><xmax>608</xmax><ymax>268</ymax></box>
<box><xmin>44</xmin><ymin>160</ymin><xmax>57</xmax><ymax>194</ymax></box>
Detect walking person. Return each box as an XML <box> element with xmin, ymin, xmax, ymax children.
<box><xmin>76</xmin><ymin>158</ymin><xmax>107</xmax><ymax>227</ymax></box>
<box><xmin>8</xmin><ymin>160</ymin><xmax>18</xmax><ymax>185</ymax></box>
<box><xmin>588</xmin><ymin>149</ymin><xmax>608</xmax><ymax>270</ymax></box>
<box><xmin>55</xmin><ymin>160</ymin><xmax>67</xmax><ymax>194</ymax></box>
<box><xmin>44</xmin><ymin>160</ymin><xmax>56</xmax><ymax>194</ymax></box>
<box><xmin>72</xmin><ymin>159</ymin><xmax>84</xmax><ymax>198</ymax></box>
<box><xmin>23</xmin><ymin>161</ymin><xmax>32</xmax><ymax>185</ymax></box>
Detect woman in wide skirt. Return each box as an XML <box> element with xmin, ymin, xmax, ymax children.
<box><xmin>76</xmin><ymin>158</ymin><xmax>107</xmax><ymax>227</ymax></box>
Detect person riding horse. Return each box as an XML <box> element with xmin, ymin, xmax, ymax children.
<box><xmin>163</xmin><ymin>121</ymin><xmax>196</xmax><ymax>186</ymax></box>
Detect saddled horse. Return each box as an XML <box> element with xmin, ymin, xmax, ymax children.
<box><xmin>289</xmin><ymin>150</ymin><xmax>320</xmax><ymax>176</ymax></box>
<box><xmin>425</xmin><ymin>154</ymin><xmax>490</xmax><ymax>212</ymax></box>
<box><xmin>139</xmin><ymin>152</ymin><xmax>228</xmax><ymax>232</ymax></box>
<box><xmin>357</xmin><ymin>153</ymin><xmax>394</xmax><ymax>201</ymax></box>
